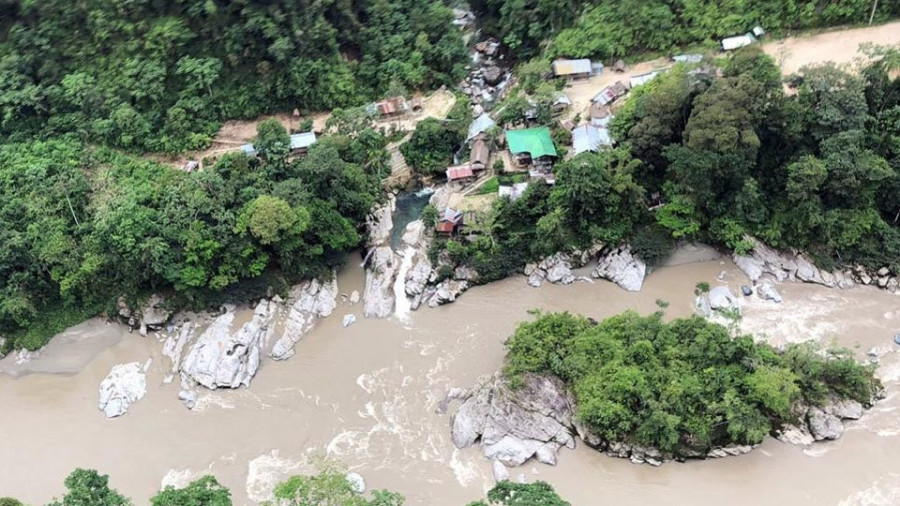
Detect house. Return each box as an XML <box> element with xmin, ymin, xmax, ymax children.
<box><xmin>589</xmin><ymin>103</ymin><xmax>614</xmax><ymax>127</ymax></box>
<box><xmin>721</xmin><ymin>33</ymin><xmax>756</xmax><ymax>51</ymax></box>
<box><xmin>672</xmin><ymin>54</ymin><xmax>703</xmax><ymax>64</ymax></box>
<box><xmin>630</xmin><ymin>70</ymin><xmax>666</xmax><ymax>88</ymax></box>
<box><xmin>467</xmin><ymin>113</ymin><xmax>496</xmax><ymax>142</ymax></box>
<box><xmin>436</xmin><ymin>208</ymin><xmax>464</xmax><ymax>236</ymax></box>
<box><xmin>591</xmin><ymin>81</ymin><xmax>629</xmax><ymax>105</ymax></box>
<box><xmin>551</xmin><ymin>91</ymin><xmax>572</xmax><ymax>113</ymax></box>
<box><xmin>506</xmin><ymin>127</ymin><xmax>557</xmax><ymax>168</ymax></box>
<box><xmin>752</xmin><ymin>26</ymin><xmax>765</xmax><ymax>38</ymax></box>
<box><xmin>469</xmin><ymin>137</ymin><xmax>490</xmax><ymax>170</ymax></box>
<box><xmin>551</xmin><ymin>59</ymin><xmax>594</xmax><ymax>80</ymax></box>
<box><xmin>446</xmin><ymin>164</ymin><xmax>475</xmax><ymax>183</ymax></box>
<box><xmin>572</xmin><ymin>124</ymin><xmax>612</xmax><ymax>155</ymax></box>
<box><xmin>289</xmin><ymin>132</ymin><xmax>317</xmax><ymax>155</ymax></box>
<box><xmin>375</xmin><ymin>96</ymin><xmax>409</xmax><ymax>117</ymax></box>
<box><xmin>240</xmin><ymin>144</ymin><xmax>257</xmax><ymax>157</ymax></box>
<box><xmin>498</xmin><ymin>182</ymin><xmax>529</xmax><ymax>201</ymax></box>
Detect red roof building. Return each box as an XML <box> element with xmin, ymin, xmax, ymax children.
<box><xmin>446</xmin><ymin>164</ymin><xmax>475</xmax><ymax>182</ymax></box>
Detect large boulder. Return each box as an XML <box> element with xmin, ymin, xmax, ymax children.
<box><xmin>162</xmin><ymin>322</ymin><xmax>195</xmax><ymax>375</ymax></box>
<box><xmin>525</xmin><ymin>254</ymin><xmax>575</xmax><ymax>287</ymax></box>
<box><xmin>807</xmin><ymin>407</ymin><xmax>844</xmax><ymax>440</ymax></box>
<box><xmin>271</xmin><ymin>278</ymin><xmax>338</xmax><ymax>360</ymax></box>
<box><xmin>450</xmin><ymin>373</ymin><xmax>576</xmax><ymax>467</ymax></box>
<box><xmin>98</xmin><ymin>360</ymin><xmax>151</xmax><ymax>418</ymax></box>
<box><xmin>734</xmin><ymin>237</ymin><xmax>840</xmax><ymax>288</ymax></box>
<box><xmin>181</xmin><ymin>300</ymin><xmax>276</xmax><ymax>389</ymax></box>
<box><xmin>592</xmin><ymin>246</ymin><xmax>646</xmax><ymax>292</ymax></box>
<box><xmin>426</xmin><ymin>279</ymin><xmax>469</xmax><ymax>307</ymax></box>
<box><xmin>139</xmin><ymin>294</ymin><xmax>171</xmax><ymax>330</ymax></box>
<box><xmin>708</xmin><ymin>286</ymin><xmax>739</xmax><ymax>311</ymax></box>
<box><xmin>363</xmin><ymin>246</ymin><xmax>397</xmax><ymax>318</ymax></box>
<box><xmin>757</xmin><ymin>282</ymin><xmax>782</xmax><ymax>303</ymax></box>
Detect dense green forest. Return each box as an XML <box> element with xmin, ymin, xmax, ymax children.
<box><xmin>0</xmin><ymin>467</ymin><xmax>570</xmax><ymax>506</ymax></box>
<box><xmin>504</xmin><ymin>311</ymin><xmax>881</xmax><ymax>456</ymax></box>
<box><xmin>438</xmin><ymin>46</ymin><xmax>900</xmax><ymax>283</ymax></box>
<box><xmin>475</xmin><ymin>0</ymin><xmax>900</xmax><ymax>60</ymax></box>
<box><xmin>0</xmin><ymin>0</ymin><xmax>467</xmax><ymax>153</ymax></box>
<box><xmin>0</xmin><ymin>121</ymin><xmax>388</xmax><ymax>351</ymax></box>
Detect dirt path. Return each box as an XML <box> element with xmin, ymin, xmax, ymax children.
<box><xmin>762</xmin><ymin>20</ymin><xmax>900</xmax><ymax>75</ymax></box>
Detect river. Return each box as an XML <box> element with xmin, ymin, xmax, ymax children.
<box><xmin>1</xmin><ymin>256</ymin><xmax>899</xmax><ymax>505</ymax></box>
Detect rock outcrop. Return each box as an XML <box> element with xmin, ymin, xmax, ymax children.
<box><xmin>734</xmin><ymin>237</ymin><xmax>899</xmax><ymax>294</ymax></box>
<box><xmin>450</xmin><ymin>373</ymin><xmax>577</xmax><ymax>467</ymax></box>
<box><xmin>98</xmin><ymin>359</ymin><xmax>151</xmax><ymax>418</ymax></box>
<box><xmin>807</xmin><ymin>407</ymin><xmax>844</xmax><ymax>441</ymax></box>
<box><xmin>363</xmin><ymin>199</ymin><xmax>398</xmax><ymax>318</ymax></box>
<box><xmin>181</xmin><ymin>300</ymin><xmax>277</xmax><ymax>389</ymax></box>
<box><xmin>592</xmin><ymin>246</ymin><xmax>646</xmax><ymax>292</ymax></box>
<box><xmin>525</xmin><ymin>254</ymin><xmax>575</xmax><ymax>287</ymax></box>
<box><xmin>757</xmin><ymin>282</ymin><xmax>782</xmax><ymax>303</ymax></box>
<box><xmin>363</xmin><ymin>246</ymin><xmax>397</xmax><ymax>318</ymax></box>
<box><xmin>271</xmin><ymin>279</ymin><xmax>338</xmax><ymax>360</ymax></box>
<box><xmin>707</xmin><ymin>286</ymin><xmax>739</xmax><ymax>312</ymax></box>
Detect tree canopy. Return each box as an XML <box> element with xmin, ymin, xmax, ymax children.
<box><xmin>503</xmin><ymin>311</ymin><xmax>881</xmax><ymax>456</ymax></box>
<box><xmin>0</xmin><ymin>0</ymin><xmax>467</xmax><ymax>153</ymax></box>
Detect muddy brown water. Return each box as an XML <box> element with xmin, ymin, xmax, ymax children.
<box><xmin>1</xmin><ymin>257</ymin><xmax>899</xmax><ymax>505</ymax></box>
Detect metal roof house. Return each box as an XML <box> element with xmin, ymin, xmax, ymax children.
<box><xmin>672</xmin><ymin>54</ymin><xmax>703</xmax><ymax>64</ymax></box>
<box><xmin>552</xmin><ymin>59</ymin><xmax>594</xmax><ymax>80</ymax></box>
<box><xmin>572</xmin><ymin>125</ymin><xmax>613</xmax><ymax>155</ymax></box>
<box><xmin>506</xmin><ymin>127</ymin><xmax>557</xmax><ymax>159</ymax></box>
<box><xmin>241</xmin><ymin>144</ymin><xmax>257</xmax><ymax>157</ymax></box>
<box><xmin>446</xmin><ymin>164</ymin><xmax>475</xmax><ymax>183</ymax></box>
<box><xmin>721</xmin><ymin>33</ymin><xmax>756</xmax><ymax>51</ymax></box>
<box><xmin>630</xmin><ymin>70</ymin><xmax>666</xmax><ymax>88</ymax></box>
<box><xmin>289</xmin><ymin>132</ymin><xmax>317</xmax><ymax>153</ymax></box>
<box><xmin>467</xmin><ymin>113</ymin><xmax>496</xmax><ymax>142</ymax></box>
<box><xmin>470</xmin><ymin>138</ymin><xmax>490</xmax><ymax>169</ymax></box>
<box><xmin>592</xmin><ymin>81</ymin><xmax>629</xmax><ymax>105</ymax></box>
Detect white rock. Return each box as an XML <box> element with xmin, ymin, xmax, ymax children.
<box><xmin>492</xmin><ymin>460</ymin><xmax>509</xmax><ymax>482</ymax></box>
<box><xmin>363</xmin><ymin>246</ymin><xmax>397</xmax><ymax>318</ymax></box>
<box><xmin>592</xmin><ymin>247</ymin><xmax>646</xmax><ymax>292</ymax></box>
<box><xmin>181</xmin><ymin>300</ymin><xmax>276</xmax><ymax>389</ymax></box>
<box><xmin>708</xmin><ymin>286</ymin><xmax>739</xmax><ymax>311</ymax></box>
<box><xmin>807</xmin><ymin>407</ymin><xmax>844</xmax><ymax>440</ymax></box>
<box><xmin>178</xmin><ymin>389</ymin><xmax>197</xmax><ymax>410</ymax></box>
<box><xmin>776</xmin><ymin>424</ymin><xmax>815</xmax><ymax>446</ymax></box>
<box><xmin>98</xmin><ymin>360</ymin><xmax>149</xmax><ymax>418</ymax></box>
<box><xmin>349</xmin><ymin>290</ymin><xmax>361</xmax><ymax>304</ymax></box>
<box><xmin>342</xmin><ymin>314</ymin><xmax>357</xmax><ymax>327</ymax></box>
<box><xmin>345</xmin><ymin>472</ymin><xmax>366</xmax><ymax>494</ymax></box>
<box><xmin>757</xmin><ymin>282</ymin><xmax>783</xmax><ymax>303</ymax></box>
<box><xmin>271</xmin><ymin>279</ymin><xmax>338</xmax><ymax>360</ymax></box>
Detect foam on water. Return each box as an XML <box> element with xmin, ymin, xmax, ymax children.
<box><xmin>838</xmin><ymin>474</ymin><xmax>900</xmax><ymax>506</ymax></box>
<box><xmin>245</xmin><ymin>450</ymin><xmax>309</xmax><ymax>503</ymax></box>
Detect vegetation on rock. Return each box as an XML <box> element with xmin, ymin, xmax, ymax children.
<box><xmin>503</xmin><ymin>311</ymin><xmax>881</xmax><ymax>456</ymax></box>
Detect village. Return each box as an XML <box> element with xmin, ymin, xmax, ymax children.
<box><xmin>168</xmin><ymin>19</ymin><xmax>880</xmax><ymax>242</ymax></box>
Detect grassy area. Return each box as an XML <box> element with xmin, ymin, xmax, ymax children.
<box><xmin>477</xmin><ymin>177</ymin><xmax>500</xmax><ymax>195</ymax></box>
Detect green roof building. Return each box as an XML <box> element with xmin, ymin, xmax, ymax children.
<box><xmin>505</xmin><ymin>127</ymin><xmax>557</xmax><ymax>158</ymax></box>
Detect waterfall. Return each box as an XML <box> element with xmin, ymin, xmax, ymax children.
<box><xmin>392</xmin><ymin>247</ymin><xmax>416</xmax><ymax>321</ymax></box>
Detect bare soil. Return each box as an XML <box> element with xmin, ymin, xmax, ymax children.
<box><xmin>762</xmin><ymin>20</ymin><xmax>900</xmax><ymax>75</ymax></box>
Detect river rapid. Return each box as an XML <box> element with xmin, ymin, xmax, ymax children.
<box><xmin>2</xmin><ymin>255</ymin><xmax>899</xmax><ymax>505</ymax></box>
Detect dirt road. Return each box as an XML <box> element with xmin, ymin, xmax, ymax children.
<box><xmin>561</xmin><ymin>21</ymin><xmax>900</xmax><ymax>127</ymax></box>
<box><xmin>763</xmin><ymin>20</ymin><xmax>900</xmax><ymax>75</ymax></box>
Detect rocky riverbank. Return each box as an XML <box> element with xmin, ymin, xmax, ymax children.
<box><xmin>450</xmin><ymin>371</ymin><xmax>871</xmax><ymax>476</ymax></box>
<box><xmin>735</xmin><ymin>237</ymin><xmax>898</xmax><ymax>294</ymax></box>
